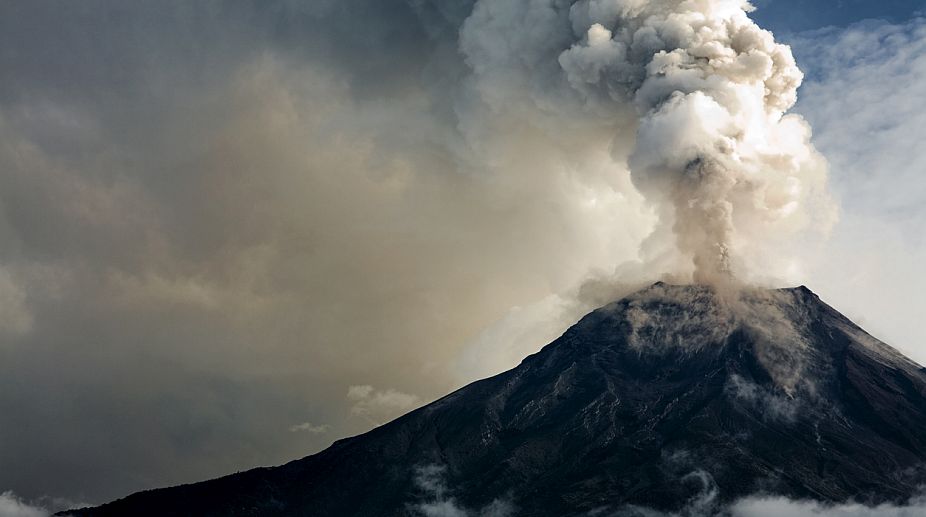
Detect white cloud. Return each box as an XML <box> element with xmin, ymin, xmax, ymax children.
<box><xmin>0</xmin><ymin>492</ymin><xmax>48</xmax><ymax>517</ymax></box>
<box><xmin>412</xmin><ymin>465</ymin><xmax>514</xmax><ymax>517</ymax></box>
<box><xmin>729</xmin><ymin>495</ymin><xmax>926</xmax><ymax>517</ymax></box>
<box><xmin>612</xmin><ymin>493</ymin><xmax>926</xmax><ymax>517</ymax></box>
<box><xmin>347</xmin><ymin>385</ymin><xmax>422</xmax><ymax>425</ymax></box>
<box><xmin>288</xmin><ymin>422</ymin><xmax>330</xmax><ymax>434</ymax></box>
<box><xmin>605</xmin><ymin>466</ymin><xmax>926</xmax><ymax>517</ymax></box>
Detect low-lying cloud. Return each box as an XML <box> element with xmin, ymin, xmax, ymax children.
<box><xmin>348</xmin><ymin>385</ymin><xmax>423</xmax><ymax>426</ymax></box>
<box><xmin>0</xmin><ymin>492</ymin><xmax>47</xmax><ymax>517</ymax></box>
<box><xmin>412</xmin><ymin>465</ymin><xmax>514</xmax><ymax>517</ymax></box>
<box><xmin>606</xmin><ymin>470</ymin><xmax>926</xmax><ymax>517</ymax></box>
<box><xmin>288</xmin><ymin>422</ymin><xmax>330</xmax><ymax>434</ymax></box>
<box><xmin>727</xmin><ymin>495</ymin><xmax>926</xmax><ymax>517</ymax></box>
<box><xmin>613</xmin><ymin>494</ymin><xmax>926</xmax><ymax>517</ymax></box>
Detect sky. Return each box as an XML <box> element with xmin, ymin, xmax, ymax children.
<box><xmin>0</xmin><ymin>0</ymin><xmax>925</xmax><ymax>513</ymax></box>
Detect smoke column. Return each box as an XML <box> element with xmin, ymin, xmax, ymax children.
<box><xmin>459</xmin><ymin>0</ymin><xmax>833</xmax><ymax>284</ymax></box>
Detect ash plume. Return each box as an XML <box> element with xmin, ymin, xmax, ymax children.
<box><xmin>460</xmin><ymin>0</ymin><xmax>834</xmax><ymax>283</ymax></box>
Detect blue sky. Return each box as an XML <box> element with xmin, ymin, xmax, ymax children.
<box><xmin>752</xmin><ymin>0</ymin><xmax>924</xmax><ymax>32</ymax></box>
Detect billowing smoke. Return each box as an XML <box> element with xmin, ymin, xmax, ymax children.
<box><xmin>459</xmin><ymin>0</ymin><xmax>833</xmax><ymax>283</ymax></box>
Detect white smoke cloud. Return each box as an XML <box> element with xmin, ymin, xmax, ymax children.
<box><xmin>0</xmin><ymin>492</ymin><xmax>92</xmax><ymax>517</ymax></box>
<box><xmin>460</xmin><ymin>0</ymin><xmax>834</xmax><ymax>285</ymax></box>
<box><xmin>347</xmin><ymin>385</ymin><xmax>422</xmax><ymax>425</ymax></box>
<box><xmin>409</xmin><ymin>463</ymin><xmax>926</xmax><ymax>517</ymax></box>
<box><xmin>448</xmin><ymin>0</ymin><xmax>842</xmax><ymax>382</ymax></box>
<box><xmin>288</xmin><ymin>422</ymin><xmax>330</xmax><ymax>434</ymax></box>
<box><xmin>595</xmin><ymin>283</ymin><xmax>821</xmax><ymax>395</ymax></box>
<box><xmin>726</xmin><ymin>373</ymin><xmax>799</xmax><ymax>422</ymax></box>
<box><xmin>412</xmin><ymin>465</ymin><xmax>515</xmax><ymax>517</ymax></box>
<box><xmin>728</xmin><ymin>495</ymin><xmax>926</xmax><ymax>517</ymax></box>
<box><xmin>0</xmin><ymin>492</ymin><xmax>48</xmax><ymax>517</ymax></box>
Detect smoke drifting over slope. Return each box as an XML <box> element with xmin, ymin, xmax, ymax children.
<box><xmin>460</xmin><ymin>0</ymin><xmax>833</xmax><ymax>282</ymax></box>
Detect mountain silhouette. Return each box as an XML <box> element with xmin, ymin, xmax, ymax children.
<box><xmin>61</xmin><ymin>283</ymin><xmax>926</xmax><ymax>516</ymax></box>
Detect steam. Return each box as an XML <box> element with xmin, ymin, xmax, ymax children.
<box><xmin>0</xmin><ymin>492</ymin><xmax>47</xmax><ymax>517</ymax></box>
<box><xmin>461</xmin><ymin>0</ymin><xmax>833</xmax><ymax>283</ymax></box>
<box><xmin>614</xmin><ymin>283</ymin><xmax>820</xmax><ymax>393</ymax></box>
<box><xmin>412</xmin><ymin>465</ymin><xmax>514</xmax><ymax>517</ymax></box>
<box><xmin>606</xmin><ymin>468</ymin><xmax>926</xmax><ymax>516</ymax></box>
<box><xmin>347</xmin><ymin>385</ymin><xmax>422</xmax><ymax>426</ymax></box>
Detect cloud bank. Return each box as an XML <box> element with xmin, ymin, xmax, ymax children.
<box><xmin>607</xmin><ymin>469</ymin><xmax>926</xmax><ymax>516</ymax></box>
<box><xmin>614</xmin><ymin>494</ymin><xmax>926</xmax><ymax>517</ymax></box>
<box><xmin>728</xmin><ymin>495</ymin><xmax>926</xmax><ymax>517</ymax></box>
<box><xmin>0</xmin><ymin>492</ymin><xmax>47</xmax><ymax>517</ymax></box>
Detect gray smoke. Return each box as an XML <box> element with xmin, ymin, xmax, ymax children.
<box><xmin>459</xmin><ymin>0</ymin><xmax>834</xmax><ymax>283</ymax></box>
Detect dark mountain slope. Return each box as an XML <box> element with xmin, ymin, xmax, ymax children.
<box><xmin>62</xmin><ymin>283</ymin><xmax>926</xmax><ymax>516</ymax></box>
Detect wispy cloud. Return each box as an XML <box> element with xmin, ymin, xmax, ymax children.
<box><xmin>347</xmin><ymin>385</ymin><xmax>422</xmax><ymax>426</ymax></box>
<box><xmin>0</xmin><ymin>491</ymin><xmax>48</xmax><ymax>517</ymax></box>
<box><xmin>288</xmin><ymin>422</ymin><xmax>330</xmax><ymax>434</ymax></box>
<box><xmin>608</xmin><ymin>477</ymin><xmax>926</xmax><ymax>517</ymax></box>
<box><xmin>613</xmin><ymin>495</ymin><xmax>926</xmax><ymax>517</ymax></box>
<box><xmin>412</xmin><ymin>465</ymin><xmax>514</xmax><ymax>517</ymax></box>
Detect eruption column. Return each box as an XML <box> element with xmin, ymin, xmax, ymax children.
<box><xmin>555</xmin><ymin>0</ymin><xmax>828</xmax><ymax>282</ymax></box>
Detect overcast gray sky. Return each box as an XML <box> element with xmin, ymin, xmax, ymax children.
<box><xmin>0</xmin><ymin>0</ymin><xmax>924</xmax><ymax>512</ymax></box>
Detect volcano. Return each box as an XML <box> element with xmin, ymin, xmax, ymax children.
<box><xmin>62</xmin><ymin>283</ymin><xmax>926</xmax><ymax>516</ymax></box>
